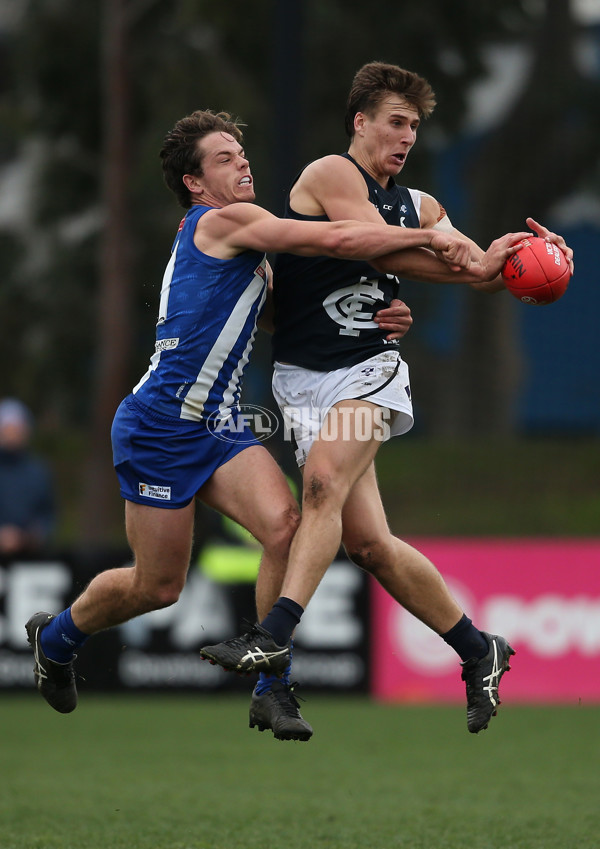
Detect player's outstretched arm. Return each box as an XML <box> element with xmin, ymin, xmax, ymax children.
<box><xmin>372</xmin><ymin>229</ymin><xmax>531</xmax><ymax>291</ymax></box>
<box><xmin>202</xmin><ymin>202</ymin><xmax>474</xmax><ymax>267</ymax></box>
<box><xmin>371</xmin><ymin>192</ymin><xmax>529</xmax><ymax>291</ymax></box>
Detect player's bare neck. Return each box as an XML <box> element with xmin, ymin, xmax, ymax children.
<box><xmin>347</xmin><ymin>147</ymin><xmax>388</xmax><ymax>189</ymax></box>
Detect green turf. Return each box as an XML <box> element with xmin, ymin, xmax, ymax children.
<box><xmin>2</xmin><ymin>694</ymin><xmax>599</xmax><ymax>849</ymax></box>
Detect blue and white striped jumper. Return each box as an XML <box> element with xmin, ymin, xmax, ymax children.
<box><xmin>132</xmin><ymin>204</ymin><xmax>267</xmax><ymax>424</ymax></box>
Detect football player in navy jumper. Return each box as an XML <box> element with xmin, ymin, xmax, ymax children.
<box><xmin>25</xmin><ymin>108</ymin><xmax>501</xmax><ymax>738</ymax></box>
<box><xmin>201</xmin><ymin>63</ymin><xmax>574</xmax><ymax>735</ymax></box>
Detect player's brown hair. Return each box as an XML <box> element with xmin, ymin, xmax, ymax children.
<box><xmin>160</xmin><ymin>110</ymin><xmax>245</xmax><ymax>209</ymax></box>
<box><xmin>344</xmin><ymin>61</ymin><xmax>436</xmax><ymax>137</ymax></box>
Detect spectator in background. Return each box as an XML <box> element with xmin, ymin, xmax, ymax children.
<box><xmin>0</xmin><ymin>399</ymin><xmax>56</xmax><ymax>557</ymax></box>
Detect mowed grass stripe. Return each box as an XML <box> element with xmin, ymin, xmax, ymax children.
<box><xmin>2</xmin><ymin>695</ymin><xmax>599</xmax><ymax>849</ymax></box>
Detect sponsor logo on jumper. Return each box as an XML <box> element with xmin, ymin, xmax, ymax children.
<box><xmin>139</xmin><ymin>483</ymin><xmax>172</xmax><ymax>500</ymax></box>
<box><xmin>155</xmin><ymin>337</ymin><xmax>179</xmax><ymax>352</ymax></box>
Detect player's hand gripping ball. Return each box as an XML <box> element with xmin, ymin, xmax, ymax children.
<box><xmin>502</xmin><ymin>237</ymin><xmax>571</xmax><ymax>305</ymax></box>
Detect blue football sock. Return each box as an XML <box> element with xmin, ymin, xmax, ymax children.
<box><xmin>40</xmin><ymin>607</ymin><xmax>89</xmax><ymax>664</ymax></box>
<box><xmin>255</xmin><ymin>640</ymin><xmax>293</xmax><ymax>695</ymax></box>
<box><xmin>441</xmin><ymin>614</ymin><xmax>488</xmax><ymax>662</ymax></box>
<box><xmin>260</xmin><ymin>597</ymin><xmax>303</xmax><ymax>646</ymax></box>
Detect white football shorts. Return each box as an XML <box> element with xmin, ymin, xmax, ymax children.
<box><xmin>272</xmin><ymin>351</ymin><xmax>414</xmax><ymax>466</ymax></box>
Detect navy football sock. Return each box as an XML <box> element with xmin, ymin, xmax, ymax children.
<box><xmin>260</xmin><ymin>597</ymin><xmax>304</xmax><ymax>646</ymax></box>
<box><xmin>40</xmin><ymin>607</ymin><xmax>89</xmax><ymax>664</ymax></box>
<box><xmin>441</xmin><ymin>614</ymin><xmax>488</xmax><ymax>662</ymax></box>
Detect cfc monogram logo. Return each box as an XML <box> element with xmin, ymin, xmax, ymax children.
<box><xmin>323</xmin><ymin>278</ymin><xmax>386</xmax><ymax>337</ymax></box>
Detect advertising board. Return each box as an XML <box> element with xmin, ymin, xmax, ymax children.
<box><xmin>371</xmin><ymin>538</ymin><xmax>600</xmax><ymax>704</ymax></box>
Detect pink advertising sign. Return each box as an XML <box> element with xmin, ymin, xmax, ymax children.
<box><xmin>370</xmin><ymin>538</ymin><xmax>600</xmax><ymax>704</ymax></box>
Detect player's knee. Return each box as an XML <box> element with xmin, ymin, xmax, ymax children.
<box><xmin>263</xmin><ymin>504</ymin><xmax>301</xmax><ymax>554</ymax></box>
<box><xmin>137</xmin><ymin>576</ymin><xmax>185</xmax><ymax>611</ymax></box>
<box><xmin>281</xmin><ymin>504</ymin><xmax>301</xmax><ymax>543</ymax></box>
<box><xmin>153</xmin><ymin>584</ymin><xmax>183</xmax><ymax>609</ymax></box>
<box><xmin>303</xmin><ymin>471</ymin><xmax>342</xmax><ymax>510</ymax></box>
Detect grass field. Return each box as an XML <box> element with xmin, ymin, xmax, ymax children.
<box><xmin>2</xmin><ymin>694</ymin><xmax>599</xmax><ymax>849</ymax></box>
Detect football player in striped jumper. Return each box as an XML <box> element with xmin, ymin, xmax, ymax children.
<box><xmin>201</xmin><ymin>64</ymin><xmax>572</xmax><ymax>734</ymax></box>
<box><xmin>25</xmin><ymin>108</ymin><xmax>486</xmax><ymax>739</ymax></box>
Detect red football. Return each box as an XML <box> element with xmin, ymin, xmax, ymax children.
<box><xmin>501</xmin><ymin>237</ymin><xmax>571</xmax><ymax>305</ymax></box>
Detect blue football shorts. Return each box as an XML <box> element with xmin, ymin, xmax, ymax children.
<box><xmin>111</xmin><ymin>395</ymin><xmax>259</xmax><ymax>509</ymax></box>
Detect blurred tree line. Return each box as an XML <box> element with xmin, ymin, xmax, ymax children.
<box><xmin>0</xmin><ymin>0</ymin><xmax>598</xmax><ymax>541</ymax></box>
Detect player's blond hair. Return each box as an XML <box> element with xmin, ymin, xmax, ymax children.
<box><xmin>344</xmin><ymin>62</ymin><xmax>436</xmax><ymax>137</ymax></box>
<box><xmin>160</xmin><ymin>110</ymin><xmax>245</xmax><ymax>209</ymax></box>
